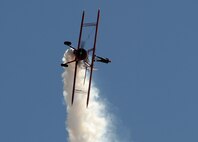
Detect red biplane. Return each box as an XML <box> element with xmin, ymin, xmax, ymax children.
<box><xmin>61</xmin><ymin>9</ymin><xmax>111</xmax><ymax>107</ymax></box>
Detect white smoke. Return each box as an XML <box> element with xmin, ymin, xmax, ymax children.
<box><xmin>62</xmin><ymin>49</ymin><xmax>117</xmax><ymax>142</ymax></box>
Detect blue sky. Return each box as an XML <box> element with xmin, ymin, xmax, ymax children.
<box><xmin>1</xmin><ymin>0</ymin><xmax>198</xmax><ymax>142</ymax></box>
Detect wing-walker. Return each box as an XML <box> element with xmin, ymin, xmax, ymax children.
<box><xmin>61</xmin><ymin>9</ymin><xmax>111</xmax><ymax>107</ymax></box>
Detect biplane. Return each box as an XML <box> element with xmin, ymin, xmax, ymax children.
<box><xmin>61</xmin><ymin>9</ymin><xmax>111</xmax><ymax>107</ymax></box>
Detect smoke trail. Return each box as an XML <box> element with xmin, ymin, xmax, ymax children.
<box><xmin>62</xmin><ymin>49</ymin><xmax>116</xmax><ymax>142</ymax></box>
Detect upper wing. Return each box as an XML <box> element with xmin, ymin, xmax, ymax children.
<box><xmin>86</xmin><ymin>9</ymin><xmax>100</xmax><ymax>107</ymax></box>
<box><xmin>71</xmin><ymin>11</ymin><xmax>85</xmax><ymax>105</ymax></box>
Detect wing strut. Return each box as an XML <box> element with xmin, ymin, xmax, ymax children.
<box><xmin>71</xmin><ymin>11</ymin><xmax>85</xmax><ymax>105</ymax></box>
<box><xmin>86</xmin><ymin>9</ymin><xmax>100</xmax><ymax>107</ymax></box>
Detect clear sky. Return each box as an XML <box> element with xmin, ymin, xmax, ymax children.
<box><xmin>1</xmin><ymin>0</ymin><xmax>198</xmax><ymax>142</ymax></box>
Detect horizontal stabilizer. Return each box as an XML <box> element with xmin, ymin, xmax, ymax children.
<box><xmin>95</xmin><ymin>56</ymin><xmax>111</xmax><ymax>64</ymax></box>
<box><xmin>64</xmin><ymin>41</ymin><xmax>72</xmax><ymax>46</ymax></box>
<box><xmin>61</xmin><ymin>63</ymin><xmax>68</xmax><ymax>67</ymax></box>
